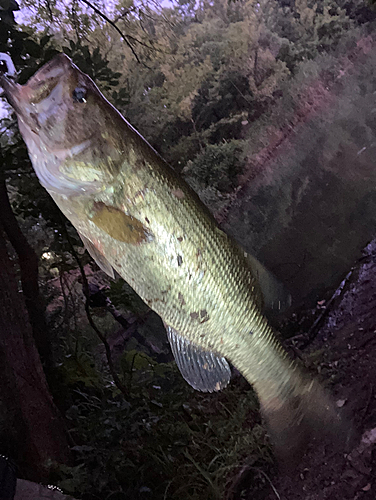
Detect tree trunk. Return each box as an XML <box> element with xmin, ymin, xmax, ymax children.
<box><xmin>0</xmin><ymin>225</ymin><xmax>70</xmax><ymax>480</ymax></box>
<box><xmin>0</xmin><ymin>179</ymin><xmax>52</xmax><ymax>369</ymax></box>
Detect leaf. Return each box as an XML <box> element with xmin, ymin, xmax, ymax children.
<box><xmin>0</xmin><ymin>0</ymin><xmax>10</xmax><ymax>11</ymax></box>
<box><xmin>0</xmin><ymin>0</ymin><xmax>18</xmax><ymax>11</ymax></box>
<box><xmin>24</xmin><ymin>39</ymin><xmax>42</xmax><ymax>58</ymax></box>
<box><xmin>40</xmin><ymin>34</ymin><xmax>51</xmax><ymax>47</ymax></box>
<box><xmin>71</xmin><ymin>445</ymin><xmax>95</xmax><ymax>453</ymax></box>
<box><xmin>121</xmin><ymin>350</ymin><xmax>155</xmax><ymax>373</ymax></box>
<box><xmin>43</xmin><ymin>48</ymin><xmax>60</xmax><ymax>60</ymax></box>
<box><xmin>154</xmin><ymin>363</ymin><xmax>170</xmax><ymax>378</ymax></box>
<box><xmin>18</xmin><ymin>65</ymin><xmax>38</xmax><ymax>83</ymax></box>
<box><xmin>92</xmin><ymin>46</ymin><xmax>100</xmax><ymax>63</ymax></box>
<box><xmin>17</xmin><ymin>31</ymin><xmax>30</xmax><ymax>39</ymax></box>
<box><xmin>81</xmin><ymin>45</ymin><xmax>90</xmax><ymax>60</ymax></box>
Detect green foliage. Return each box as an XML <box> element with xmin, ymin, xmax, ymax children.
<box><xmin>0</xmin><ymin>0</ymin><xmax>19</xmax><ymax>24</ymax></box>
<box><xmin>52</xmin><ymin>356</ymin><xmax>271</xmax><ymax>500</ymax></box>
<box><xmin>121</xmin><ymin>349</ymin><xmax>154</xmax><ymax>372</ymax></box>
<box><xmin>46</xmin><ymin>281</ymin><xmax>270</xmax><ymax>499</ymax></box>
<box><xmin>108</xmin><ymin>279</ymin><xmax>149</xmax><ymax>315</ymax></box>
<box><xmin>59</xmin><ymin>351</ymin><xmax>103</xmax><ymax>389</ymax></box>
<box><xmin>62</xmin><ymin>43</ymin><xmax>124</xmax><ymax>94</ymax></box>
<box><xmin>183</xmin><ymin>140</ymin><xmax>246</xmax><ymax>193</ymax></box>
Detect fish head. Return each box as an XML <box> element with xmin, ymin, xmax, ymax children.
<box><xmin>1</xmin><ymin>53</ymin><xmax>124</xmax><ymax>194</ymax></box>
<box><xmin>1</xmin><ymin>53</ymin><xmax>110</xmax><ymax>149</ymax></box>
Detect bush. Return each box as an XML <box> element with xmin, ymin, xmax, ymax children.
<box><xmin>183</xmin><ymin>140</ymin><xmax>245</xmax><ymax>193</ymax></box>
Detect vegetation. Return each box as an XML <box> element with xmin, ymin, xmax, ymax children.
<box><xmin>53</xmin><ymin>351</ymin><xmax>271</xmax><ymax>499</ymax></box>
<box><xmin>1</xmin><ymin>0</ymin><xmax>376</xmax><ymax>498</ymax></box>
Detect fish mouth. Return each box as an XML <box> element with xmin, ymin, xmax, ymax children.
<box><xmin>26</xmin><ymin>53</ymin><xmax>72</xmax><ymax>88</ymax></box>
<box><xmin>1</xmin><ymin>54</ymin><xmax>111</xmax><ymax>196</ymax></box>
<box><xmin>0</xmin><ymin>53</ymin><xmax>74</xmax><ymax>126</ymax></box>
<box><xmin>0</xmin><ymin>73</ymin><xmax>24</xmax><ymax>115</ymax></box>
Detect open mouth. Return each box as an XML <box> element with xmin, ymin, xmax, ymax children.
<box><xmin>0</xmin><ymin>52</ymin><xmax>74</xmax><ymax>120</ymax></box>
<box><xmin>0</xmin><ymin>71</ymin><xmax>22</xmax><ymax>114</ymax></box>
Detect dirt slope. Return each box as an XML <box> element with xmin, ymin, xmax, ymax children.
<box><xmin>264</xmin><ymin>240</ymin><xmax>376</xmax><ymax>500</ymax></box>
<box><xmin>218</xmin><ymin>33</ymin><xmax>376</xmax><ymax>307</ymax></box>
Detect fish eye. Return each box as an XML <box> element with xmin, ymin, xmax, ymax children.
<box><xmin>72</xmin><ymin>87</ymin><xmax>87</xmax><ymax>103</ymax></box>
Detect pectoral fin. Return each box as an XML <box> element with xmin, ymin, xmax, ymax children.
<box><xmin>166</xmin><ymin>325</ymin><xmax>231</xmax><ymax>392</ymax></box>
<box><xmin>79</xmin><ymin>232</ymin><xmax>115</xmax><ymax>279</ymax></box>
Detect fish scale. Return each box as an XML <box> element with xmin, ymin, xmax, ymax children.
<box><xmin>0</xmin><ymin>53</ymin><xmax>351</xmax><ymax>463</ymax></box>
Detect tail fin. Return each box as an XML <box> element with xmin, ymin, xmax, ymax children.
<box><xmin>259</xmin><ymin>377</ymin><xmax>354</xmax><ymax>467</ymax></box>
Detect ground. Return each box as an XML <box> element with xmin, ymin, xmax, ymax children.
<box><xmin>15</xmin><ymin>480</ymin><xmax>76</xmax><ymax>500</ymax></box>
<box><xmin>261</xmin><ymin>240</ymin><xmax>376</xmax><ymax>500</ymax></box>
<box><xmin>14</xmin><ymin>242</ymin><xmax>376</xmax><ymax>500</ymax></box>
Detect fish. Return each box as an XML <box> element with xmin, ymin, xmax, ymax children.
<box><xmin>0</xmin><ymin>53</ymin><xmax>350</xmax><ymax>462</ymax></box>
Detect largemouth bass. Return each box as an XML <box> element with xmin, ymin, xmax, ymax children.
<box><xmin>0</xmin><ymin>54</ymin><xmax>349</xmax><ymax>461</ymax></box>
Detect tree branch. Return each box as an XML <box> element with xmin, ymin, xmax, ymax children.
<box><xmin>113</xmin><ymin>5</ymin><xmax>138</xmax><ymax>23</ymax></box>
<box><xmin>60</xmin><ymin>217</ymin><xmax>129</xmax><ymax>397</ymax></box>
<box><xmin>299</xmin><ymin>268</ymin><xmax>354</xmax><ymax>349</ymax></box>
<box><xmin>79</xmin><ymin>0</ymin><xmax>141</xmax><ymax>64</ymax></box>
<box><xmin>0</xmin><ymin>178</ymin><xmax>52</xmax><ymax>369</ymax></box>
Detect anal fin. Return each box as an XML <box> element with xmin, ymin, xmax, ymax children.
<box><xmin>79</xmin><ymin>232</ymin><xmax>115</xmax><ymax>279</ymax></box>
<box><xmin>166</xmin><ymin>325</ymin><xmax>231</xmax><ymax>392</ymax></box>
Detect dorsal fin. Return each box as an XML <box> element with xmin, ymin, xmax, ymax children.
<box><xmin>166</xmin><ymin>325</ymin><xmax>231</xmax><ymax>392</ymax></box>
<box><xmin>79</xmin><ymin>232</ymin><xmax>115</xmax><ymax>279</ymax></box>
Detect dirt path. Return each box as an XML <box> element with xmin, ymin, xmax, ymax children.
<box><xmin>263</xmin><ymin>241</ymin><xmax>376</xmax><ymax>499</ymax></box>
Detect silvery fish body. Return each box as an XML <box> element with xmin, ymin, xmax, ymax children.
<box><xmin>0</xmin><ymin>54</ymin><xmax>347</xmax><ymax>460</ymax></box>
